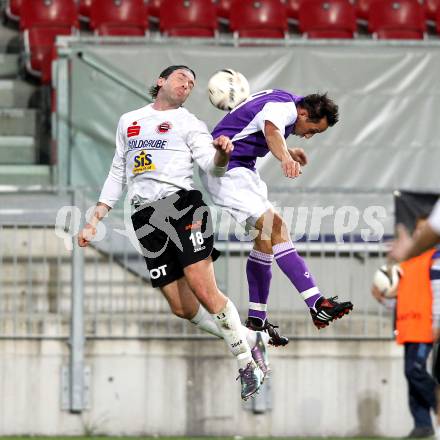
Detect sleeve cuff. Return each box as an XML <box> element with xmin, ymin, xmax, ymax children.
<box><xmin>98</xmin><ymin>198</ymin><xmax>116</xmax><ymax>209</ymax></box>
<box><xmin>210</xmin><ymin>164</ymin><xmax>228</xmax><ymax>177</ymax></box>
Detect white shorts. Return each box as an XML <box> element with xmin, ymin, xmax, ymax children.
<box><xmin>200</xmin><ymin>166</ymin><xmax>273</xmax><ymax>226</ymax></box>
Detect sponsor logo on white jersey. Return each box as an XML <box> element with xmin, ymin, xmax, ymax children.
<box><xmin>128</xmin><ymin>139</ymin><xmax>168</xmax><ymax>150</ymax></box>
<box><xmin>127</xmin><ymin>121</ymin><xmax>140</xmax><ymax>137</ymax></box>
<box><xmin>133</xmin><ymin>151</ymin><xmax>156</xmax><ymax>174</ymax></box>
<box><xmin>156</xmin><ymin>121</ymin><xmax>172</xmax><ymax>134</ymax></box>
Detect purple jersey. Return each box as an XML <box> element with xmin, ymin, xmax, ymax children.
<box><xmin>212</xmin><ymin>89</ymin><xmax>303</xmax><ymax>171</ymax></box>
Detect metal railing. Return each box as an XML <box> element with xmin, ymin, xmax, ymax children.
<box><xmin>0</xmin><ymin>187</ymin><xmax>395</xmax><ymax>341</ymax></box>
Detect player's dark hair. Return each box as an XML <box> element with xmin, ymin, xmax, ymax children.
<box><xmin>149</xmin><ymin>65</ymin><xmax>196</xmax><ymax>99</ymax></box>
<box><xmin>299</xmin><ymin>93</ymin><xmax>339</xmax><ymax>126</ymax></box>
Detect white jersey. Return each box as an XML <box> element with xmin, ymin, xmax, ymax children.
<box><xmin>99</xmin><ymin>104</ymin><xmax>225</xmax><ymax>207</ymax></box>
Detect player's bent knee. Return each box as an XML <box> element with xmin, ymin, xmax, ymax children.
<box><xmin>254</xmin><ymin>237</ymin><xmax>273</xmax><ymax>254</ymax></box>
<box><xmin>272</xmin><ymin>214</ymin><xmax>285</xmax><ymax>232</ymax></box>
<box><xmin>166</xmin><ymin>297</ymin><xmax>196</xmax><ymax>320</ymax></box>
<box><xmin>271</xmin><ymin>215</ymin><xmax>288</xmax><ymax>240</ymax></box>
<box><xmin>171</xmin><ymin>307</ymin><xmax>194</xmax><ymax>320</ymax></box>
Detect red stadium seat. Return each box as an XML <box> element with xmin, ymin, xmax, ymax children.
<box><xmin>5</xmin><ymin>0</ymin><xmax>23</xmax><ymax>21</ymax></box>
<box><xmin>216</xmin><ymin>0</ymin><xmax>232</xmax><ymax>21</ymax></box>
<box><xmin>368</xmin><ymin>0</ymin><xmax>426</xmax><ymax>39</ymax></box>
<box><xmin>436</xmin><ymin>5</ymin><xmax>440</xmax><ymax>31</ymax></box>
<box><xmin>23</xmin><ymin>27</ymin><xmax>72</xmax><ymax>83</ymax></box>
<box><xmin>230</xmin><ymin>0</ymin><xmax>288</xmax><ymax>38</ymax></box>
<box><xmin>90</xmin><ymin>0</ymin><xmax>149</xmax><ymax>36</ymax></box>
<box><xmin>299</xmin><ymin>0</ymin><xmax>357</xmax><ymax>38</ymax></box>
<box><xmin>20</xmin><ymin>0</ymin><xmax>79</xmax><ymax>30</ymax></box>
<box><xmin>286</xmin><ymin>0</ymin><xmax>306</xmax><ymax>23</ymax></box>
<box><xmin>426</xmin><ymin>0</ymin><xmax>440</xmax><ymax>22</ymax></box>
<box><xmin>159</xmin><ymin>0</ymin><xmax>218</xmax><ymax>37</ymax></box>
<box><xmin>148</xmin><ymin>0</ymin><xmax>162</xmax><ymax>20</ymax></box>
<box><xmin>20</xmin><ymin>0</ymin><xmax>79</xmax><ymax>83</ymax></box>
<box><xmin>355</xmin><ymin>0</ymin><xmax>376</xmax><ymax>23</ymax></box>
<box><xmin>78</xmin><ymin>0</ymin><xmax>93</xmax><ymax>22</ymax></box>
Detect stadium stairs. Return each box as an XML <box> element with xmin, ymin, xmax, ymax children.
<box><xmin>0</xmin><ymin>12</ymin><xmax>51</xmax><ymax>186</ymax></box>
<box><xmin>0</xmin><ymin>6</ymin><xmax>160</xmax><ymax>336</ymax></box>
<box><xmin>0</xmin><ymin>17</ymin><xmax>160</xmax><ymax>336</ymax></box>
<box><xmin>0</xmin><ymin>225</ymin><xmax>167</xmax><ymax>337</ymax></box>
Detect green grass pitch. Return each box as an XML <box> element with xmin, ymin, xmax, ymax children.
<box><xmin>0</xmin><ymin>437</ymin><xmax>403</xmax><ymax>440</ymax></box>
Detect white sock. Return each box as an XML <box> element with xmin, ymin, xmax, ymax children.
<box><xmin>211</xmin><ymin>299</ymin><xmax>254</xmax><ymax>369</ymax></box>
<box><xmin>191</xmin><ymin>304</ymin><xmax>267</xmax><ymax>349</ymax></box>
<box><xmin>190</xmin><ymin>305</ymin><xmax>223</xmax><ymax>338</ymax></box>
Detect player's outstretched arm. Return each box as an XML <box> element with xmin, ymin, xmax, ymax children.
<box><xmin>212</xmin><ymin>135</ymin><xmax>234</xmax><ymax>168</ymax></box>
<box><xmin>389</xmin><ymin>223</ymin><xmax>440</xmax><ymax>262</ymax></box>
<box><xmin>288</xmin><ymin>147</ymin><xmax>308</xmax><ymax>166</ymax></box>
<box><xmin>78</xmin><ymin>202</ymin><xmax>111</xmax><ymax>247</ymax></box>
<box><xmin>264</xmin><ymin>120</ymin><xmax>301</xmax><ymax>179</ymax></box>
<box><xmin>188</xmin><ymin>122</ymin><xmax>232</xmax><ymax>177</ymax></box>
<box><xmin>389</xmin><ymin>200</ymin><xmax>440</xmax><ymax>262</ymax></box>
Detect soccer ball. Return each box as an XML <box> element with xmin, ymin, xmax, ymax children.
<box><xmin>372</xmin><ymin>264</ymin><xmax>402</xmax><ymax>297</ymax></box>
<box><xmin>208</xmin><ymin>69</ymin><xmax>250</xmax><ymax>111</ymax></box>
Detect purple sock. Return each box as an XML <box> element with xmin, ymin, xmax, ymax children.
<box><xmin>246</xmin><ymin>249</ymin><xmax>273</xmax><ymax>323</ymax></box>
<box><xmin>273</xmin><ymin>241</ymin><xmax>323</xmax><ymax>309</ymax></box>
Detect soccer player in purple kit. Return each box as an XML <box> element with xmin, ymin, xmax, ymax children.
<box><xmin>201</xmin><ymin>89</ymin><xmax>354</xmax><ymax>345</ymax></box>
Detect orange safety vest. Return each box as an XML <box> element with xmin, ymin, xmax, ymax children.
<box><xmin>396</xmin><ymin>248</ymin><xmax>437</xmax><ymax>344</ymax></box>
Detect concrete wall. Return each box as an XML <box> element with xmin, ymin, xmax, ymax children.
<box><xmin>0</xmin><ymin>338</ymin><xmax>415</xmax><ymax>437</ymax></box>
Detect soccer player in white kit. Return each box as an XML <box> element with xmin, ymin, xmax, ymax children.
<box><xmin>201</xmin><ymin>89</ymin><xmax>353</xmax><ymax>344</ymax></box>
<box><xmin>77</xmin><ymin>65</ymin><xmax>269</xmax><ymax>400</ymax></box>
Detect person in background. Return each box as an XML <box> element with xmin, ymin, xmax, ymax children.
<box><xmin>390</xmin><ymin>200</ymin><xmax>440</xmax><ymax>263</ymax></box>
<box><xmin>374</xmin><ymin>216</ymin><xmax>440</xmax><ymax>438</ymax></box>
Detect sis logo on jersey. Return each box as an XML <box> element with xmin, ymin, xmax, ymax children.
<box><xmin>133</xmin><ymin>150</ymin><xmax>156</xmax><ymax>174</ymax></box>
<box><xmin>128</xmin><ymin>121</ymin><xmax>141</xmax><ymax>138</ymax></box>
<box><xmin>156</xmin><ymin>121</ymin><xmax>172</xmax><ymax>134</ymax></box>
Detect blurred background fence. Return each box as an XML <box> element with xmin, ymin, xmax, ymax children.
<box><xmin>0</xmin><ymin>186</ymin><xmax>395</xmax><ymax>340</ymax></box>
